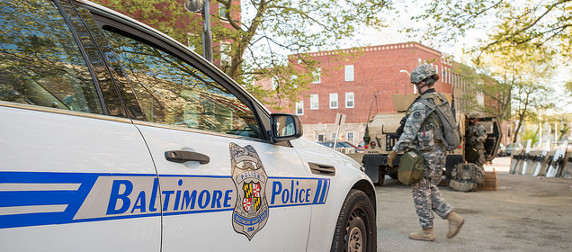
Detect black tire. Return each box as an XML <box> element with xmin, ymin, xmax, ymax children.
<box><xmin>376</xmin><ymin>169</ymin><xmax>385</xmax><ymax>186</ymax></box>
<box><xmin>331</xmin><ymin>189</ymin><xmax>377</xmax><ymax>252</ymax></box>
<box><xmin>388</xmin><ymin>171</ymin><xmax>398</xmax><ymax>180</ymax></box>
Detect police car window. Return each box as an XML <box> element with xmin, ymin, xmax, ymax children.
<box><xmin>0</xmin><ymin>0</ymin><xmax>103</xmax><ymax>114</ymax></box>
<box><xmin>103</xmin><ymin>29</ymin><xmax>262</xmax><ymax>139</ymax></box>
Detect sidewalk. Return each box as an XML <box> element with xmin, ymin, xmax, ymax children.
<box><xmin>484</xmin><ymin>156</ymin><xmax>511</xmax><ymax>173</ymax></box>
<box><xmin>375</xmin><ymin>157</ymin><xmax>572</xmax><ymax>251</ymax></box>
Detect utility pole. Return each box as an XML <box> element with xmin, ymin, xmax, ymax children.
<box><xmin>201</xmin><ymin>0</ymin><xmax>213</xmax><ymax>62</ymax></box>
<box><xmin>183</xmin><ymin>0</ymin><xmax>213</xmax><ymax>62</ymax></box>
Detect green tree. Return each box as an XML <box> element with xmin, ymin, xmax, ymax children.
<box><xmin>522</xmin><ymin>128</ymin><xmax>539</xmax><ymax>146</ymax></box>
<box><xmin>92</xmin><ymin>0</ymin><xmax>390</xmax><ymax>110</ymax></box>
<box><xmin>411</xmin><ymin>0</ymin><xmax>572</xmax><ymax>62</ymax></box>
<box><xmin>474</xmin><ymin>40</ymin><xmax>556</xmax><ymax>143</ymax></box>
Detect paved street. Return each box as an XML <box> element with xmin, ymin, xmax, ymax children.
<box><xmin>375</xmin><ymin>157</ymin><xmax>572</xmax><ymax>251</ymax></box>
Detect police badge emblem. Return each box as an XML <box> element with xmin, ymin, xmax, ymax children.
<box><xmin>230</xmin><ymin>143</ymin><xmax>269</xmax><ymax>240</ymax></box>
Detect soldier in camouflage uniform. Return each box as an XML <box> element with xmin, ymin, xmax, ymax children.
<box><xmin>387</xmin><ymin>64</ymin><xmax>465</xmax><ymax>241</ymax></box>
<box><xmin>467</xmin><ymin>112</ymin><xmax>487</xmax><ymax>167</ymax></box>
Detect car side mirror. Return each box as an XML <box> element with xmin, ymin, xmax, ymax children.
<box><xmin>270</xmin><ymin>113</ymin><xmax>303</xmax><ymax>142</ymax></box>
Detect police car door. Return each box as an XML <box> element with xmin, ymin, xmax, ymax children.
<box><xmin>0</xmin><ymin>1</ymin><xmax>160</xmax><ymax>251</ymax></box>
<box><xmin>96</xmin><ymin>20</ymin><xmax>314</xmax><ymax>250</ymax></box>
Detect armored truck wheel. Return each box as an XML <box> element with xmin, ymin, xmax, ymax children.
<box><xmin>377</xmin><ymin>170</ymin><xmax>385</xmax><ymax>186</ymax></box>
<box><xmin>389</xmin><ymin>171</ymin><xmax>398</xmax><ymax>179</ymax></box>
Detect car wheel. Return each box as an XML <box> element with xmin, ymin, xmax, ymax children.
<box><xmin>388</xmin><ymin>171</ymin><xmax>398</xmax><ymax>180</ymax></box>
<box><xmin>377</xmin><ymin>170</ymin><xmax>385</xmax><ymax>186</ymax></box>
<box><xmin>331</xmin><ymin>189</ymin><xmax>376</xmax><ymax>252</ymax></box>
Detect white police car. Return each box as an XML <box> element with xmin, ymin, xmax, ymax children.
<box><xmin>0</xmin><ymin>0</ymin><xmax>376</xmax><ymax>251</ymax></box>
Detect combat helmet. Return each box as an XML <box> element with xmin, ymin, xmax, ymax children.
<box><xmin>468</xmin><ymin>112</ymin><xmax>480</xmax><ymax>119</ymax></box>
<box><xmin>410</xmin><ymin>64</ymin><xmax>439</xmax><ymax>85</ymax></box>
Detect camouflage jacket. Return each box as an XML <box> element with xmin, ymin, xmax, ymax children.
<box><xmin>392</xmin><ymin>90</ymin><xmax>443</xmax><ymax>153</ymax></box>
<box><xmin>467</xmin><ymin>123</ymin><xmax>487</xmax><ymax>150</ymax></box>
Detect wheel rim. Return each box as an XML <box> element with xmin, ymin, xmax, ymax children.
<box><xmin>345</xmin><ymin>209</ymin><xmax>368</xmax><ymax>252</ymax></box>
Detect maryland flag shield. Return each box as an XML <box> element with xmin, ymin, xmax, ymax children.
<box><xmin>230</xmin><ymin>143</ymin><xmax>269</xmax><ymax>240</ymax></box>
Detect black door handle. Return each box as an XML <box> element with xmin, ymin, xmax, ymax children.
<box><xmin>165</xmin><ymin>150</ymin><xmax>210</xmax><ymax>164</ymax></box>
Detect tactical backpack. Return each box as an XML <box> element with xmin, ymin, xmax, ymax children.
<box><xmin>449</xmin><ymin>163</ymin><xmax>485</xmax><ymax>192</ymax></box>
<box><xmin>419</xmin><ymin>92</ymin><xmax>461</xmax><ymax>151</ymax></box>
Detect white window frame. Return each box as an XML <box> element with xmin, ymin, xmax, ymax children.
<box><xmin>219</xmin><ymin>3</ymin><xmax>229</xmax><ymax>20</ymax></box>
<box><xmin>271</xmin><ymin>77</ymin><xmax>278</xmax><ymax>90</ymax></box>
<box><xmin>312</xmin><ymin>68</ymin><xmax>321</xmax><ymax>84</ymax></box>
<box><xmin>331</xmin><ymin>132</ymin><xmax>337</xmax><ymax>141</ymax></box>
<box><xmin>186</xmin><ymin>33</ymin><xmax>199</xmax><ymax>51</ymax></box>
<box><xmin>220</xmin><ymin>41</ymin><xmax>231</xmax><ymax>66</ymax></box>
<box><xmin>291</xmin><ymin>75</ymin><xmax>298</xmax><ymax>89</ymax></box>
<box><xmin>329</xmin><ymin>93</ymin><xmax>338</xmax><ymax>109</ymax></box>
<box><xmin>345</xmin><ymin>92</ymin><xmax>354</xmax><ymax>108</ymax></box>
<box><xmin>310</xmin><ymin>94</ymin><xmax>319</xmax><ymax>109</ymax></box>
<box><xmin>345</xmin><ymin>65</ymin><xmax>354</xmax><ymax>82</ymax></box>
<box><xmin>295</xmin><ymin>101</ymin><xmax>304</xmax><ymax>115</ymax></box>
<box><xmin>346</xmin><ymin>132</ymin><xmax>354</xmax><ymax>142</ymax></box>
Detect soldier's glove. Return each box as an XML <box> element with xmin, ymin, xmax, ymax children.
<box><xmin>387</xmin><ymin>151</ymin><xmax>398</xmax><ymax>168</ymax></box>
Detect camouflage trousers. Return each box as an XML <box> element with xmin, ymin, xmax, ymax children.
<box><xmin>474</xmin><ymin>148</ymin><xmax>485</xmax><ymax>168</ymax></box>
<box><xmin>412</xmin><ymin>146</ymin><xmax>453</xmax><ymax>229</ymax></box>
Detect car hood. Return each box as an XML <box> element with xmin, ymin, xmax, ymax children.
<box><xmin>289</xmin><ymin>138</ymin><xmax>364</xmax><ymax>174</ymax></box>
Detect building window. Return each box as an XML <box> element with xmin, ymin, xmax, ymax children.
<box><xmin>271</xmin><ymin>77</ymin><xmax>278</xmax><ymax>90</ymax></box>
<box><xmin>310</xmin><ymin>94</ymin><xmax>319</xmax><ymax>109</ymax></box>
<box><xmin>317</xmin><ymin>134</ymin><xmax>324</xmax><ymax>142</ymax></box>
<box><xmin>345</xmin><ymin>92</ymin><xmax>354</xmax><ymax>108</ymax></box>
<box><xmin>418</xmin><ymin>58</ymin><xmax>422</xmax><ymax>65</ymax></box>
<box><xmin>220</xmin><ymin>41</ymin><xmax>231</xmax><ymax>66</ymax></box>
<box><xmin>331</xmin><ymin>132</ymin><xmax>337</xmax><ymax>141</ymax></box>
<box><xmin>291</xmin><ymin>75</ymin><xmax>298</xmax><ymax>89</ymax></box>
<box><xmin>219</xmin><ymin>3</ymin><xmax>228</xmax><ymax>20</ymax></box>
<box><xmin>477</xmin><ymin>92</ymin><xmax>485</xmax><ymax>106</ymax></box>
<box><xmin>186</xmin><ymin>33</ymin><xmax>200</xmax><ymax>51</ymax></box>
<box><xmin>345</xmin><ymin>65</ymin><xmax>354</xmax><ymax>82</ymax></box>
<box><xmin>346</xmin><ymin>132</ymin><xmax>354</xmax><ymax>142</ymax></box>
<box><xmin>312</xmin><ymin>68</ymin><xmax>321</xmax><ymax>84</ymax></box>
<box><xmin>329</xmin><ymin>93</ymin><xmax>338</xmax><ymax>109</ymax></box>
<box><xmin>295</xmin><ymin>101</ymin><xmax>303</xmax><ymax>115</ymax></box>
<box><xmin>448</xmin><ymin>69</ymin><xmax>451</xmax><ymax>84</ymax></box>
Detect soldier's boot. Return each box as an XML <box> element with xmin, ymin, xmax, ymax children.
<box><xmin>447</xmin><ymin>211</ymin><xmax>465</xmax><ymax>239</ymax></box>
<box><xmin>408</xmin><ymin>228</ymin><xmax>435</xmax><ymax>241</ymax></box>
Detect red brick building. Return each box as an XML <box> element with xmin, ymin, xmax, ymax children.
<box><xmin>281</xmin><ymin>42</ymin><xmax>457</xmax><ymax>145</ymax></box>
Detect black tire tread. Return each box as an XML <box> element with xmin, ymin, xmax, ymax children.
<box><xmin>330</xmin><ymin>189</ymin><xmax>377</xmax><ymax>252</ymax></box>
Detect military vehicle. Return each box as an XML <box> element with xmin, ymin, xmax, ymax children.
<box><xmin>362</xmin><ymin>94</ymin><xmax>502</xmax><ymax>185</ymax></box>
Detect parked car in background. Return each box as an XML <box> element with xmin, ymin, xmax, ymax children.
<box><xmin>318</xmin><ymin>141</ymin><xmax>358</xmax><ymax>154</ymax></box>
<box><xmin>350</xmin><ymin>141</ymin><xmax>365</xmax><ymax>153</ymax></box>
<box><xmin>498</xmin><ymin>143</ymin><xmax>506</xmax><ymax>156</ymax></box>
<box><xmin>357</xmin><ymin>140</ymin><xmax>365</xmax><ymax>149</ymax></box>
